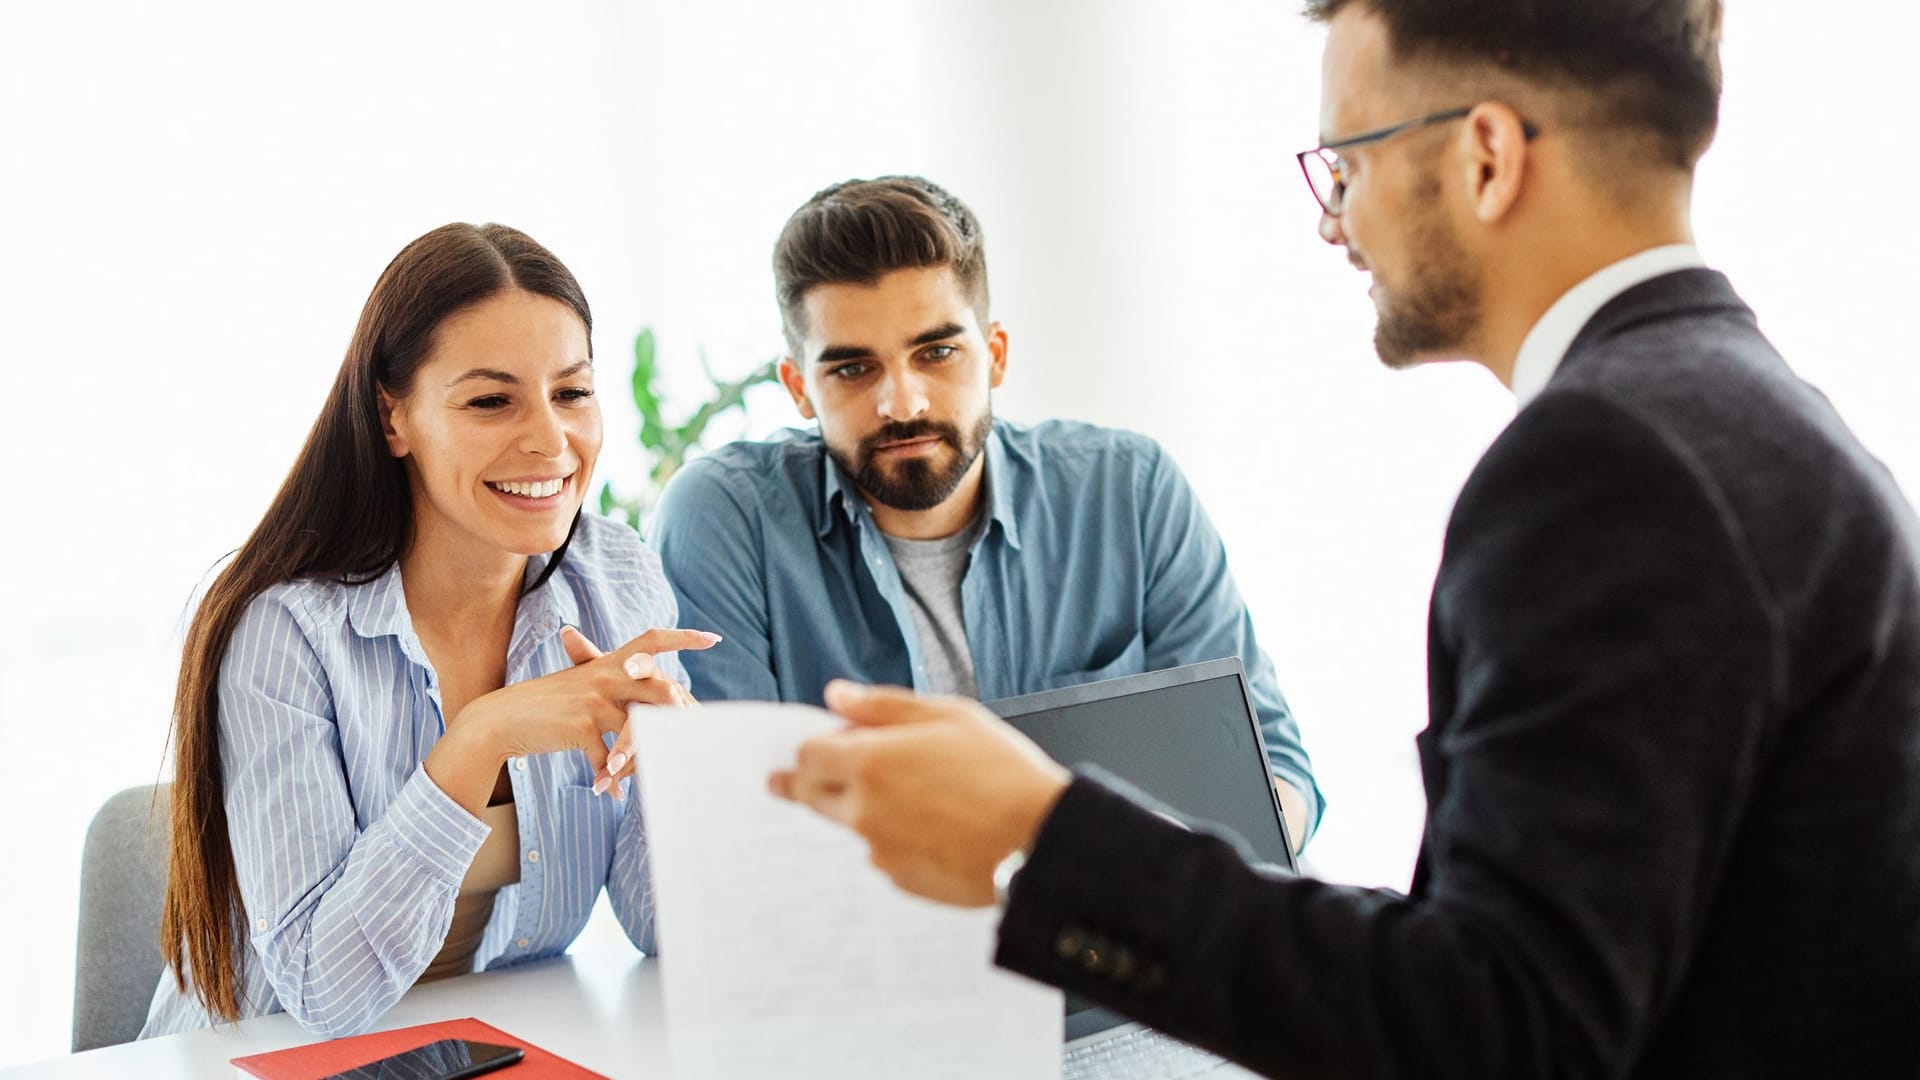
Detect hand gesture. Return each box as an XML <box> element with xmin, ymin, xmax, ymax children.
<box><xmin>768</xmin><ymin>680</ymin><xmax>1071</xmax><ymax>907</ymax></box>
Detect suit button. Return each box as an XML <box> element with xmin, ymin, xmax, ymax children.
<box><xmin>1138</xmin><ymin>963</ymin><xmax>1168</xmax><ymax>992</ymax></box>
<box><xmin>1110</xmin><ymin>947</ymin><xmax>1136</xmax><ymax>981</ymax></box>
<box><xmin>1078</xmin><ymin>945</ymin><xmax>1107</xmax><ymax>975</ymax></box>
<box><xmin>1055</xmin><ymin>930</ymin><xmax>1085</xmax><ymax>960</ymax></box>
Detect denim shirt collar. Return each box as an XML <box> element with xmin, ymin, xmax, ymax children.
<box><xmin>816</xmin><ymin>421</ymin><xmax>1023</xmax><ymax>550</ymax></box>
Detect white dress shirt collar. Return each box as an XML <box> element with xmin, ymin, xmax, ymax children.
<box><xmin>1509</xmin><ymin>243</ymin><xmax>1706</xmax><ymax>406</ymax></box>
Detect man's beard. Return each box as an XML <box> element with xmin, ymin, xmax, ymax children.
<box><xmin>831</xmin><ymin>413</ymin><xmax>993</xmax><ymax>512</ymax></box>
<box><xmin>1373</xmin><ymin>169</ymin><xmax>1480</xmax><ymax>369</ymax></box>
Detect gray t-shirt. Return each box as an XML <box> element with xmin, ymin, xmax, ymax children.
<box><xmin>882</xmin><ymin>518</ymin><xmax>983</xmax><ymax>698</ymax></box>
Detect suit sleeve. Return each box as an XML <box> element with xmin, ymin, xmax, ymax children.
<box><xmin>998</xmin><ymin>392</ymin><xmax>1780</xmax><ymax>1079</ymax></box>
<box><xmin>1136</xmin><ymin>439</ymin><xmax>1322</xmax><ymax>838</ymax></box>
<box><xmin>647</xmin><ymin>458</ymin><xmax>779</xmax><ymax>702</ymax></box>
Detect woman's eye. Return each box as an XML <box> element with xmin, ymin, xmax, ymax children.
<box><xmin>558</xmin><ymin>387</ymin><xmax>596</xmax><ymax>403</ymax></box>
<box><xmin>468</xmin><ymin>394</ymin><xmax>510</xmax><ymax>410</ymax></box>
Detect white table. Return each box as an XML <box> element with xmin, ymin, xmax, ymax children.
<box><xmin>3</xmin><ymin>948</ymin><xmax>666</xmax><ymax>1079</ymax></box>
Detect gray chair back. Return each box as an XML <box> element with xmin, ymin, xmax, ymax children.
<box><xmin>72</xmin><ymin>783</ymin><xmax>172</xmax><ymax>1051</ymax></box>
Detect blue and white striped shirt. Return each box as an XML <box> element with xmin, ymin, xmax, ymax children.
<box><xmin>141</xmin><ymin>513</ymin><xmax>684</xmax><ymax>1038</ymax></box>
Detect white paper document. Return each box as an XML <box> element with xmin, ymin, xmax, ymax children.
<box><xmin>631</xmin><ymin>701</ymin><xmax>1063</xmax><ymax>1080</ymax></box>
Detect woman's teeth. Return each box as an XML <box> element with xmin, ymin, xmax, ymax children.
<box><xmin>489</xmin><ymin>478</ymin><xmax>565</xmax><ymax>498</ymax></box>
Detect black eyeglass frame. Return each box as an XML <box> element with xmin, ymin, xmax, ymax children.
<box><xmin>1295</xmin><ymin>106</ymin><xmax>1540</xmax><ymax>216</ymax></box>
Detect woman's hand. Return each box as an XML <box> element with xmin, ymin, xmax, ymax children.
<box><xmin>562</xmin><ymin>627</ymin><xmax>707</xmax><ymax>797</ymax></box>
<box><xmin>425</xmin><ymin>626</ymin><xmax>716</xmax><ymax>814</ymax></box>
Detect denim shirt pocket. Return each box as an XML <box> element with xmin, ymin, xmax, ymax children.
<box><xmin>1045</xmin><ymin>631</ymin><xmax>1147</xmax><ymax>689</ymax></box>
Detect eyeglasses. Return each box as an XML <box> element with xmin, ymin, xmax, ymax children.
<box><xmin>1295</xmin><ymin>106</ymin><xmax>1539</xmax><ymax>217</ymax></box>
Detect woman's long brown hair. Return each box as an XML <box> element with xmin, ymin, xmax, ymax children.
<box><xmin>162</xmin><ymin>223</ymin><xmax>592</xmax><ymax>1020</ymax></box>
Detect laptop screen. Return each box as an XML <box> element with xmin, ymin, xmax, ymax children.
<box><xmin>984</xmin><ymin>658</ymin><xmax>1296</xmax><ymax>1041</ymax></box>
<box><xmin>987</xmin><ymin>658</ymin><xmax>1295</xmax><ymax>869</ymax></box>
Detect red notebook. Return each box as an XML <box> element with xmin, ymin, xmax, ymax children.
<box><xmin>230</xmin><ymin>1017</ymin><xmax>609</xmax><ymax>1079</ymax></box>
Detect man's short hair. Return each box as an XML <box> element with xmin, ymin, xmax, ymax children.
<box><xmin>773</xmin><ymin>176</ymin><xmax>990</xmax><ymax>352</ymax></box>
<box><xmin>1306</xmin><ymin>0</ymin><xmax>1723</xmax><ymax>169</ymax></box>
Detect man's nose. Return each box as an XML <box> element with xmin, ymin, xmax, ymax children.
<box><xmin>1318</xmin><ymin>211</ymin><xmax>1347</xmax><ymax>247</ymax></box>
<box><xmin>876</xmin><ymin>370</ymin><xmax>930</xmax><ymax>422</ymax></box>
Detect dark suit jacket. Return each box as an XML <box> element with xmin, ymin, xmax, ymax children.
<box><xmin>996</xmin><ymin>270</ymin><xmax>1920</xmax><ymax>1077</ymax></box>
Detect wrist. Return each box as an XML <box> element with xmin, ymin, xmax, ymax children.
<box><xmin>425</xmin><ymin>713</ymin><xmax>509</xmax><ymax>816</ymax></box>
<box><xmin>1005</xmin><ymin>766</ymin><xmax>1070</xmax><ymax>858</ymax></box>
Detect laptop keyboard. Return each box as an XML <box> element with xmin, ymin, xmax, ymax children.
<box><xmin>1062</xmin><ymin>1026</ymin><xmax>1235</xmax><ymax>1079</ymax></box>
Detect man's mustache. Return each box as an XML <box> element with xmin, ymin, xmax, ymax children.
<box><xmin>859</xmin><ymin>421</ymin><xmax>962</xmax><ymax>457</ymax></box>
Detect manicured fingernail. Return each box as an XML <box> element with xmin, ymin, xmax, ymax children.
<box><xmin>617</xmin><ymin>779</ymin><xmax>628</xmax><ymax>799</ymax></box>
<box><xmin>592</xmin><ymin>776</ymin><xmax>611</xmax><ymax>795</ymax></box>
<box><xmin>624</xmin><ymin>654</ymin><xmax>654</xmax><ymax>679</ymax></box>
<box><xmin>702</xmin><ymin>632</ymin><xmax>723</xmax><ymax>643</ymax></box>
<box><xmin>607</xmin><ymin>751</ymin><xmax>629</xmax><ymax>773</ymax></box>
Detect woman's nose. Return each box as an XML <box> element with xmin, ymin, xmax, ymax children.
<box><xmin>520</xmin><ymin>403</ymin><xmax>567</xmax><ymax>455</ymax></box>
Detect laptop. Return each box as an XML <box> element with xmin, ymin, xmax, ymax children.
<box><xmin>986</xmin><ymin>658</ymin><xmax>1292</xmax><ymax>1079</ymax></box>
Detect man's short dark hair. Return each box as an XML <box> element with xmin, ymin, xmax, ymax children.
<box><xmin>773</xmin><ymin>176</ymin><xmax>989</xmax><ymax>352</ymax></box>
<box><xmin>1307</xmin><ymin>0</ymin><xmax>1723</xmax><ymax>169</ymax></box>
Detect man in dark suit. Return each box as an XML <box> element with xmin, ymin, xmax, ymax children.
<box><xmin>770</xmin><ymin>0</ymin><xmax>1920</xmax><ymax>1075</ymax></box>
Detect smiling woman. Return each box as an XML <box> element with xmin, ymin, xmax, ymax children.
<box><xmin>380</xmin><ymin>291</ymin><xmax>601</xmax><ymax>569</ymax></box>
<box><xmin>148</xmin><ymin>223</ymin><xmax>715</xmax><ymax>1039</ymax></box>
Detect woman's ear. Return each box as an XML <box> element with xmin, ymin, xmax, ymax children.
<box><xmin>378</xmin><ymin>386</ymin><xmax>410</xmax><ymax>459</ymax></box>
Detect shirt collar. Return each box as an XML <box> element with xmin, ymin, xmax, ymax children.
<box><xmin>817</xmin><ymin>422</ymin><xmax>1022</xmax><ymax>550</ymax></box>
<box><xmin>1510</xmin><ymin>243</ymin><xmax>1706</xmax><ymax>406</ymax></box>
<box><xmin>343</xmin><ymin>553</ymin><xmax>581</xmax><ymax>665</ymax></box>
<box><xmin>344</xmin><ymin>561</ymin><xmax>412</xmax><ymax>642</ymax></box>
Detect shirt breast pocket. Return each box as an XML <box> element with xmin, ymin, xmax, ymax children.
<box><xmin>1045</xmin><ymin>631</ymin><xmax>1146</xmax><ymax>689</ymax></box>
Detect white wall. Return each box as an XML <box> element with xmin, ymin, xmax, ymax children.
<box><xmin>1</xmin><ymin>1</ymin><xmax>1915</xmax><ymax>1066</ymax></box>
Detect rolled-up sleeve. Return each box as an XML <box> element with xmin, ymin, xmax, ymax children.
<box><xmin>220</xmin><ymin>596</ymin><xmax>487</xmax><ymax>1038</ymax></box>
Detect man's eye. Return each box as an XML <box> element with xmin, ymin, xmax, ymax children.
<box><xmin>828</xmin><ymin>363</ymin><xmax>868</xmax><ymax>380</ymax></box>
<box><xmin>924</xmin><ymin>345</ymin><xmax>958</xmax><ymax>362</ymax></box>
<box><xmin>468</xmin><ymin>395</ymin><xmax>510</xmax><ymax>410</ymax></box>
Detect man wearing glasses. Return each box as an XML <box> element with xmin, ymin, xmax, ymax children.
<box><xmin>770</xmin><ymin>0</ymin><xmax>1920</xmax><ymax>1075</ymax></box>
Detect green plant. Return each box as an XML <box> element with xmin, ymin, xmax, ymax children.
<box><xmin>597</xmin><ymin>327</ymin><xmax>781</xmax><ymax>531</ymax></box>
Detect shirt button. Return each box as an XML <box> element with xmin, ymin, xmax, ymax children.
<box><xmin>527</xmin><ymin>849</ymin><xmax>540</xmax><ymax>863</ymax></box>
<box><xmin>517</xmin><ymin>937</ymin><xmax>531</xmax><ymax>949</ymax></box>
<box><xmin>256</xmin><ymin>918</ymin><xmax>269</xmax><ymax>932</ymax></box>
<box><xmin>513</xmin><ymin>757</ymin><xmax>528</xmax><ymax>772</ymax></box>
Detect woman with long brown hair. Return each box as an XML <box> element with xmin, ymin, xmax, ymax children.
<box><xmin>141</xmin><ymin>223</ymin><xmax>715</xmax><ymax>1037</ymax></box>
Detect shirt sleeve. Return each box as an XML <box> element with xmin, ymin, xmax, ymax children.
<box><xmin>1134</xmin><ymin>439</ymin><xmax>1324</xmax><ymax>839</ymax></box>
<box><xmin>219</xmin><ymin>594</ymin><xmax>488</xmax><ymax>1038</ymax></box>
<box><xmin>648</xmin><ymin>458</ymin><xmax>780</xmax><ymax>702</ymax></box>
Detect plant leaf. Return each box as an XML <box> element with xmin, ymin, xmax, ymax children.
<box><xmin>631</xmin><ymin>328</ymin><xmax>666</xmax><ymax>450</ymax></box>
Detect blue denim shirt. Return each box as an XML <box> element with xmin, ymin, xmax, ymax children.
<box><xmin>650</xmin><ymin>418</ymin><xmax>1322</xmax><ymax>837</ymax></box>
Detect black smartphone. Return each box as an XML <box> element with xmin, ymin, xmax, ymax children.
<box><xmin>321</xmin><ymin>1038</ymin><xmax>524</xmax><ymax>1080</ymax></box>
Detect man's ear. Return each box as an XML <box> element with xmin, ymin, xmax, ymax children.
<box><xmin>1462</xmin><ymin>101</ymin><xmax>1531</xmax><ymax>226</ymax></box>
<box><xmin>378</xmin><ymin>386</ymin><xmax>410</xmax><ymax>458</ymax></box>
<box><xmin>778</xmin><ymin>357</ymin><xmax>816</xmax><ymax>421</ymax></box>
<box><xmin>985</xmin><ymin>322</ymin><xmax>1009</xmax><ymax>390</ymax></box>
